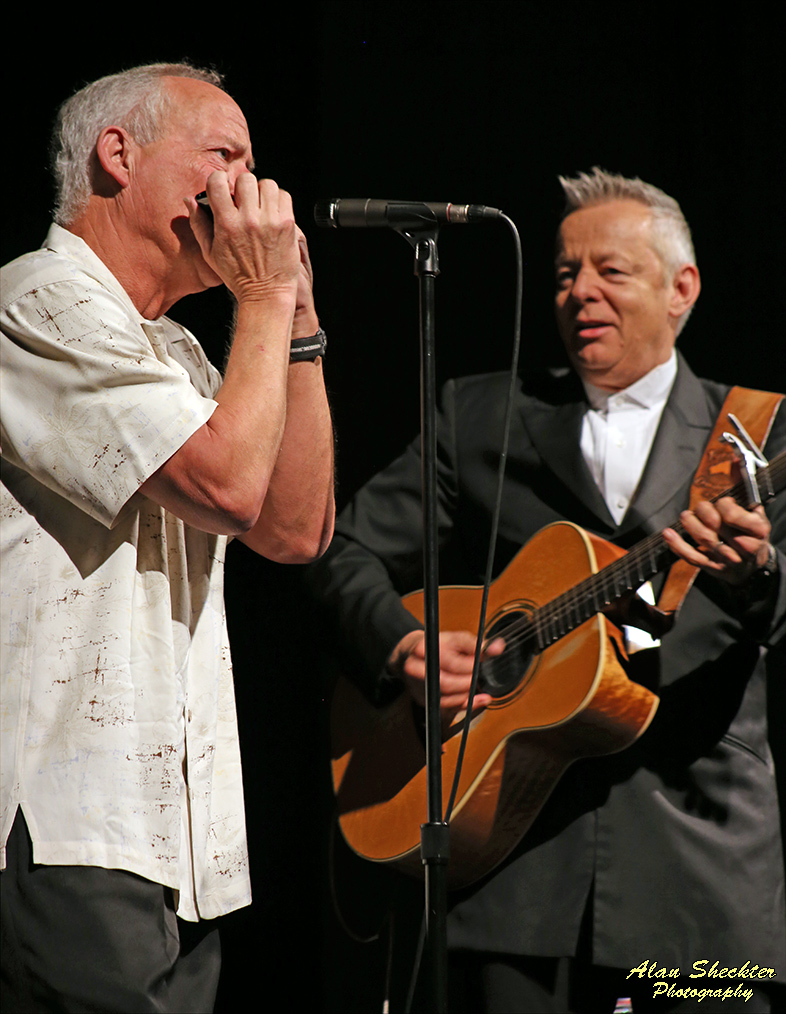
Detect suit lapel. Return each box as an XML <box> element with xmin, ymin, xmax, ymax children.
<box><xmin>617</xmin><ymin>354</ymin><xmax>715</xmax><ymax>539</ymax></box>
<box><xmin>520</xmin><ymin>374</ymin><xmax>617</xmax><ymax>530</ymax></box>
<box><xmin>519</xmin><ymin>356</ymin><xmax>716</xmax><ymax>541</ymax></box>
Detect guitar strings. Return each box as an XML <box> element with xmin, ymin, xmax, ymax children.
<box><xmin>487</xmin><ymin>455</ymin><xmax>784</xmax><ymax>668</ymax></box>
<box><xmin>480</xmin><ymin>455</ymin><xmax>784</xmax><ymax>686</ymax></box>
<box><xmin>478</xmin><ymin>529</ymin><xmax>671</xmax><ymax>687</ymax></box>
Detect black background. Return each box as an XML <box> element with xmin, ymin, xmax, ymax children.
<box><xmin>4</xmin><ymin>3</ymin><xmax>785</xmax><ymax>1010</ymax></box>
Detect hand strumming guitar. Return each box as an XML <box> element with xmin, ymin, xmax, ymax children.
<box><xmin>387</xmin><ymin>629</ymin><xmax>505</xmax><ymax>714</ymax></box>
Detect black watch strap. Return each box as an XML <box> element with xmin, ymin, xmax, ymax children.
<box><xmin>290</xmin><ymin>327</ymin><xmax>326</xmax><ymax>363</ymax></box>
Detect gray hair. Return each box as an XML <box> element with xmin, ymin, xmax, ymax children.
<box><xmin>51</xmin><ymin>62</ymin><xmax>224</xmax><ymax>225</ymax></box>
<box><xmin>558</xmin><ymin>166</ymin><xmax>697</xmax><ymax>333</ymax></box>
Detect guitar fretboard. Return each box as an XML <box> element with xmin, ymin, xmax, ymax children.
<box><xmin>497</xmin><ymin>449</ymin><xmax>786</xmax><ymax>657</ymax></box>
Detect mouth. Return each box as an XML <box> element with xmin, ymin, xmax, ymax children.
<box><xmin>574</xmin><ymin>319</ymin><xmax>612</xmax><ymax>339</ymax></box>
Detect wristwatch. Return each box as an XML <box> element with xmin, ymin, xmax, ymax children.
<box><xmin>290</xmin><ymin>327</ymin><xmax>326</xmax><ymax>363</ymax></box>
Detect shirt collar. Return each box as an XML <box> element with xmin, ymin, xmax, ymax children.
<box><xmin>43</xmin><ymin>223</ymin><xmax>148</xmax><ymax>325</ymax></box>
<box><xmin>581</xmin><ymin>350</ymin><xmax>678</xmax><ymax>413</ymax></box>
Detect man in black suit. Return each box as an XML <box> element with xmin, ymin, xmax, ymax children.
<box><xmin>307</xmin><ymin>169</ymin><xmax>785</xmax><ymax>1012</ymax></box>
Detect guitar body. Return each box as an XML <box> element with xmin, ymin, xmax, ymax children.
<box><xmin>330</xmin><ymin>522</ymin><xmax>660</xmax><ymax>889</ymax></box>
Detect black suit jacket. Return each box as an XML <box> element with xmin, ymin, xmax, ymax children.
<box><xmin>307</xmin><ymin>354</ymin><xmax>786</xmax><ymax>973</ymax></box>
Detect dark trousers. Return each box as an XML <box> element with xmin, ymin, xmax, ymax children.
<box><xmin>1</xmin><ymin>813</ymin><xmax>221</xmax><ymax>1013</ymax></box>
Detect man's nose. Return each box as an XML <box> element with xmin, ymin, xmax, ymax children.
<box><xmin>570</xmin><ymin>267</ymin><xmax>601</xmax><ymax>302</ymax></box>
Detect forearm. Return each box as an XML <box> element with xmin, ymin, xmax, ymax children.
<box><xmin>140</xmin><ymin>294</ymin><xmax>295</xmax><ymax>533</ymax></box>
<box><xmin>303</xmin><ymin>533</ymin><xmax>424</xmax><ymax>703</ymax></box>
<box><xmin>238</xmin><ymin>351</ymin><xmax>335</xmax><ymax>562</ymax></box>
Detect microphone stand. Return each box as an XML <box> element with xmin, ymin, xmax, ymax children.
<box><xmin>315</xmin><ymin>199</ymin><xmax>520</xmax><ymax>1014</ymax></box>
<box><xmin>395</xmin><ymin>224</ymin><xmax>449</xmax><ymax>1013</ymax></box>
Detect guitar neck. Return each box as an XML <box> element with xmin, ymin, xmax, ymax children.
<box><xmin>531</xmin><ymin>448</ymin><xmax>786</xmax><ymax>649</ymax></box>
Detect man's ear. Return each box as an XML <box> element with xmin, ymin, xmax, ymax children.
<box><xmin>669</xmin><ymin>263</ymin><xmax>701</xmax><ymax>321</ymax></box>
<box><xmin>94</xmin><ymin>126</ymin><xmax>134</xmax><ymax>190</ymax></box>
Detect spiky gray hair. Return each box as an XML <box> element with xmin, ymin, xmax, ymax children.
<box><xmin>559</xmin><ymin>166</ymin><xmax>696</xmax><ymax>273</ymax></box>
<box><xmin>51</xmin><ymin>62</ymin><xmax>224</xmax><ymax>226</ymax></box>
<box><xmin>558</xmin><ymin>166</ymin><xmax>697</xmax><ymax>333</ymax></box>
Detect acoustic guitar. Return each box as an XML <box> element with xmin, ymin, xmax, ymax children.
<box><xmin>330</xmin><ymin>449</ymin><xmax>786</xmax><ymax>890</ymax></box>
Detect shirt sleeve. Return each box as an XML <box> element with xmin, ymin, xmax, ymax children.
<box><xmin>303</xmin><ymin>379</ymin><xmax>461</xmax><ymax>700</ymax></box>
<box><xmin>1</xmin><ymin>277</ymin><xmax>218</xmax><ymax>528</ymax></box>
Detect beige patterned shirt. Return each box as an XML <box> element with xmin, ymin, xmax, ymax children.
<box><xmin>1</xmin><ymin>225</ymin><xmax>251</xmax><ymax>920</ymax></box>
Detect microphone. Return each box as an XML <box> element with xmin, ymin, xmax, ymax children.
<box><xmin>313</xmin><ymin>198</ymin><xmax>501</xmax><ymax>230</ymax></box>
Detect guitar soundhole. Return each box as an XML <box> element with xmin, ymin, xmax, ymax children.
<box><xmin>478</xmin><ymin>605</ymin><xmax>536</xmax><ymax>699</ymax></box>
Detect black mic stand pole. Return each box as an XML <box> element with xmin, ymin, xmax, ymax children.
<box><xmin>395</xmin><ymin>224</ymin><xmax>450</xmax><ymax>1014</ymax></box>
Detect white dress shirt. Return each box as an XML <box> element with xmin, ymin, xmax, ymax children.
<box><xmin>580</xmin><ymin>352</ymin><xmax>678</xmax><ymax>650</ymax></box>
<box><xmin>1</xmin><ymin>225</ymin><xmax>251</xmax><ymax>921</ymax></box>
<box><xmin>580</xmin><ymin>352</ymin><xmax>678</xmax><ymax>526</ymax></box>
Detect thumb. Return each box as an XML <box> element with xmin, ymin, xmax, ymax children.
<box><xmin>183</xmin><ymin>196</ymin><xmax>213</xmax><ymax>256</ymax></box>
